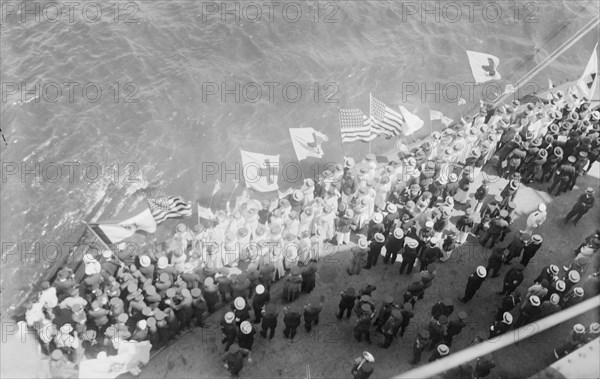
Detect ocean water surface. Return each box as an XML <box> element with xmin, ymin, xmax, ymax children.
<box><xmin>1</xmin><ymin>0</ymin><xmax>598</xmax><ymax>314</ymax></box>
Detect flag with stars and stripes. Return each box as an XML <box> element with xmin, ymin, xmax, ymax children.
<box><xmin>370</xmin><ymin>94</ymin><xmax>408</xmax><ymax>138</ymax></box>
<box><xmin>147</xmin><ymin>195</ymin><xmax>192</xmax><ymax>224</ymax></box>
<box><xmin>338</xmin><ymin>108</ymin><xmax>374</xmax><ymax>143</ymax></box>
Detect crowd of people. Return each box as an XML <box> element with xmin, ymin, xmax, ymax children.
<box><xmin>23</xmin><ymin>91</ymin><xmax>600</xmax><ymax>378</ymax></box>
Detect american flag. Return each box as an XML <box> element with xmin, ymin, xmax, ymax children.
<box><xmin>148</xmin><ymin>195</ymin><xmax>192</xmax><ymax>224</ymax></box>
<box><xmin>338</xmin><ymin>108</ymin><xmax>375</xmax><ymax>143</ymax></box>
<box><xmin>370</xmin><ymin>94</ymin><xmax>407</xmax><ymax>137</ymax></box>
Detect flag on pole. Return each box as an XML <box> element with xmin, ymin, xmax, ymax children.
<box><xmin>197</xmin><ymin>203</ymin><xmax>216</xmax><ymax>220</ymax></box>
<box><xmin>338</xmin><ymin>108</ymin><xmax>374</xmax><ymax>143</ymax></box>
<box><xmin>398</xmin><ymin>106</ymin><xmax>424</xmax><ymax>135</ymax></box>
<box><xmin>430</xmin><ymin>110</ymin><xmax>453</xmax><ymax>126</ymax></box>
<box><xmin>147</xmin><ymin>195</ymin><xmax>192</xmax><ymax>224</ymax></box>
<box><xmin>577</xmin><ymin>43</ymin><xmax>598</xmax><ymax>98</ymax></box>
<box><xmin>88</xmin><ymin>203</ymin><xmax>157</xmax><ymax>245</ymax></box>
<box><xmin>370</xmin><ymin>94</ymin><xmax>408</xmax><ymax>137</ymax></box>
<box><xmin>240</xmin><ymin>149</ymin><xmax>280</xmax><ymax>192</ymax></box>
<box><xmin>289</xmin><ymin>128</ymin><xmax>329</xmax><ymax>160</ymax></box>
<box><xmin>466</xmin><ymin>50</ymin><xmax>502</xmax><ymax>83</ymax></box>
<box><xmin>212</xmin><ymin>180</ymin><xmax>221</xmax><ymax>196</ymax></box>
<box><xmin>430</xmin><ymin>109</ymin><xmax>444</xmax><ymax>121</ymax></box>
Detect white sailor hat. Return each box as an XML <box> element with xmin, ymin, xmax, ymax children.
<box><xmin>529</xmin><ymin>295</ymin><xmax>540</xmax><ymax>306</ymax></box>
<box><xmin>240</xmin><ymin>321</ymin><xmax>252</xmax><ymax>335</ymax></box>
<box><xmin>476</xmin><ymin>266</ymin><xmax>487</xmax><ymax>278</ymax></box>
<box><xmin>502</xmin><ymin>312</ymin><xmax>513</xmax><ymax>324</ymax></box>
<box><xmin>568</xmin><ymin>271</ymin><xmax>580</xmax><ymax>283</ymax></box>
<box><xmin>363</xmin><ymin>351</ymin><xmax>374</xmax><ymax>362</ymax></box>
<box><xmin>555</xmin><ymin>280</ymin><xmax>566</xmax><ymax>292</ymax></box>
<box><xmin>373</xmin><ymin>213</ymin><xmax>383</xmax><ymax>224</ymax></box>
<box><xmin>357</xmin><ymin>238</ymin><xmax>369</xmax><ymax>249</ymax></box>
<box><xmin>573</xmin><ymin>324</ymin><xmax>585</xmax><ymax>333</ymax></box>
<box><xmin>437</xmin><ymin>344</ymin><xmax>449</xmax><ymax>355</ymax></box>
<box><xmin>224</xmin><ymin>312</ymin><xmax>235</xmax><ymax>323</ymax></box>
<box><xmin>255</xmin><ymin>285</ymin><xmax>265</xmax><ymax>295</ymax></box>
<box><xmin>393</xmin><ymin>228</ymin><xmax>404</xmax><ymax>239</ymax></box>
<box><xmin>234</xmin><ymin>297</ymin><xmax>246</xmax><ymax>310</ymax></box>
<box><xmin>573</xmin><ymin>287</ymin><xmax>584</xmax><ymax>297</ymax></box>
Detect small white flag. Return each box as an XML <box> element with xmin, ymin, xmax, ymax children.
<box><xmin>398</xmin><ymin>106</ymin><xmax>424</xmax><ymax>136</ymax></box>
<box><xmin>466</xmin><ymin>50</ymin><xmax>502</xmax><ymax>83</ymax></box>
<box><xmin>212</xmin><ymin>180</ymin><xmax>221</xmax><ymax>196</ymax></box>
<box><xmin>430</xmin><ymin>109</ymin><xmax>444</xmax><ymax>121</ymax></box>
<box><xmin>441</xmin><ymin>116</ymin><xmax>453</xmax><ymax>126</ymax></box>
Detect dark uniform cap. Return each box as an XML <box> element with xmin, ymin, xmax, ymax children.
<box><xmin>391</xmin><ymin>310</ymin><xmax>402</xmax><ymax>318</ymax></box>
<box><xmin>403</xmin><ymin>303</ymin><xmax>413</xmax><ymax>311</ymax></box>
<box><xmin>458</xmin><ymin>311</ymin><xmax>467</xmax><ymax>320</ymax></box>
<box><xmin>361</xmin><ymin>303</ymin><xmax>371</xmax><ymax>312</ymax></box>
<box><xmin>346</xmin><ymin>287</ymin><xmax>356</xmax><ymax>296</ymax></box>
<box><xmin>439</xmin><ymin>315</ymin><xmax>448</xmax><ymax>325</ymax></box>
<box><xmin>419</xmin><ymin>330</ymin><xmax>430</xmax><ymax>339</ymax></box>
<box><xmin>383</xmin><ymin>295</ymin><xmax>394</xmax><ymax>304</ymax></box>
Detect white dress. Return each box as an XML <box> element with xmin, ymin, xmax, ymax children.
<box><xmin>298</xmin><ymin>212</ymin><xmax>314</xmax><ymax>236</ymax></box>
<box><xmin>321</xmin><ymin>211</ymin><xmax>336</xmax><ymax>240</ymax></box>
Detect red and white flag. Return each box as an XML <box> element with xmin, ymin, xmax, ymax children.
<box><xmin>289</xmin><ymin>128</ymin><xmax>329</xmax><ymax>160</ymax></box>
<box><xmin>89</xmin><ymin>203</ymin><xmax>157</xmax><ymax>244</ymax></box>
<box><xmin>577</xmin><ymin>43</ymin><xmax>598</xmax><ymax>99</ymax></box>
<box><xmin>466</xmin><ymin>50</ymin><xmax>501</xmax><ymax>83</ymax></box>
<box><xmin>240</xmin><ymin>149</ymin><xmax>280</xmax><ymax>192</ymax></box>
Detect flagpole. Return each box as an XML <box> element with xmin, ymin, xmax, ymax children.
<box><xmin>226</xmin><ymin>181</ymin><xmax>239</xmax><ymax>209</ymax></box>
<box><xmin>337</xmin><ymin>106</ymin><xmax>347</xmax><ymax>162</ymax></box>
<box><xmin>369</xmin><ymin>92</ymin><xmax>373</xmax><ymax>156</ymax></box>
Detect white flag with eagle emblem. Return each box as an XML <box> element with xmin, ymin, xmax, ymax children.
<box><xmin>240</xmin><ymin>149</ymin><xmax>280</xmax><ymax>192</ymax></box>
<box><xmin>289</xmin><ymin>128</ymin><xmax>329</xmax><ymax>160</ymax></box>
<box><xmin>577</xmin><ymin>43</ymin><xmax>598</xmax><ymax>99</ymax></box>
<box><xmin>466</xmin><ymin>50</ymin><xmax>501</xmax><ymax>83</ymax></box>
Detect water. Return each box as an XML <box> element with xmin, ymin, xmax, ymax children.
<box><xmin>0</xmin><ymin>0</ymin><xmax>598</xmax><ymax>314</ymax></box>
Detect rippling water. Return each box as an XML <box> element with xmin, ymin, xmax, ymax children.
<box><xmin>1</xmin><ymin>0</ymin><xmax>598</xmax><ymax>314</ymax></box>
